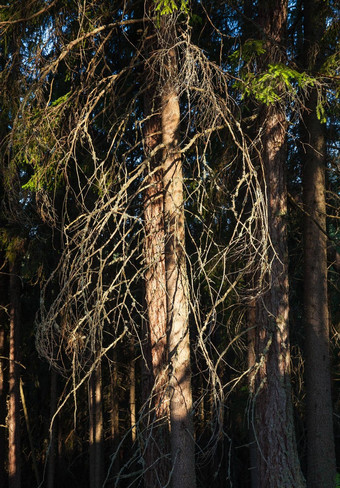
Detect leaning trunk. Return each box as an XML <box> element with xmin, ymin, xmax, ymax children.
<box><xmin>8</xmin><ymin>260</ymin><xmax>21</xmax><ymax>488</ymax></box>
<box><xmin>162</xmin><ymin>35</ymin><xmax>196</xmax><ymax>488</ymax></box>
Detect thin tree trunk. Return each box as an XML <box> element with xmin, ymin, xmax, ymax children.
<box><xmin>247</xmin><ymin>301</ymin><xmax>258</xmax><ymax>488</ymax></box>
<box><xmin>253</xmin><ymin>2</ymin><xmax>305</xmax><ymax>486</ymax></box>
<box><xmin>88</xmin><ymin>360</ymin><xmax>104</xmax><ymax>488</ymax></box>
<box><xmin>129</xmin><ymin>342</ymin><xmax>136</xmax><ymax>443</ymax></box>
<box><xmin>20</xmin><ymin>379</ymin><xmax>40</xmax><ymax>485</ymax></box>
<box><xmin>94</xmin><ymin>361</ymin><xmax>104</xmax><ymax>488</ymax></box>
<box><xmin>8</xmin><ymin>260</ymin><xmax>21</xmax><ymax>488</ymax></box>
<box><xmin>0</xmin><ymin>260</ymin><xmax>8</xmax><ymax>488</ymax></box>
<box><xmin>89</xmin><ymin>372</ymin><xmax>95</xmax><ymax>488</ymax></box>
<box><xmin>162</xmin><ymin>40</ymin><xmax>196</xmax><ymax>488</ymax></box>
<box><xmin>47</xmin><ymin>369</ymin><xmax>57</xmax><ymax>488</ymax></box>
<box><xmin>110</xmin><ymin>349</ymin><xmax>120</xmax><ymax>479</ymax></box>
<box><xmin>302</xmin><ymin>3</ymin><xmax>336</xmax><ymax>484</ymax></box>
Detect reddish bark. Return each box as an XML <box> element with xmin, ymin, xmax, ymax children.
<box><xmin>302</xmin><ymin>3</ymin><xmax>336</xmax><ymax>483</ymax></box>
<box><xmin>0</xmin><ymin>259</ymin><xmax>8</xmax><ymax>488</ymax></box>
<box><xmin>253</xmin><ymin>2</ymin><xmax>305</xmax><ymax>486</ymax></box>
<box><xmin>162</xmin><ymin>46</ymin><xmax>196</xmax><ymax>488</ymax></box>
<box><xmin>8</xmin><ymin>260</ymin><xmax>21</xmax><ymax>488</ymax></box>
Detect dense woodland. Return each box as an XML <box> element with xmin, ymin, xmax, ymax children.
<box><xmin>0</xmin><ymin>0</ymin><xmax>339</xmax><ymax>487</ymax></box>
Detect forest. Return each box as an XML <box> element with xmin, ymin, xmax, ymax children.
<box><xmin>0</xmin><ymin>0</ymin><xmax>339</xmax><ymax>487</ymax></box>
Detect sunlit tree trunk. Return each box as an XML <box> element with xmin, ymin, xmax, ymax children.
<box><xmin>253</xmin><ymin>2</ymin><xmax>305</xmax><ymax>487</ymax></box>
<box><xmin>0</xmin><ymin>259</ymin><xmax>8</xmax><ymax>488</ymax></box>
<box><xmin>142</xmin><ymin>5</ymin><xmax>170</xmax><ymax>485</ymax></box>
<box><xmin>302</xmin><ymin>2</ymin><xmax>336</xmax><ymax>486</ymax></box>
<box><xmin>162</xmin><ymin>37</ymin><xmax>196</xmax><ymax>488</ymax></box>
<box><xmin>129</xmin><ymin>342</ymin><xmax>136</xmax><ymax>443</ymax></box>
<box><xmin>8</xmin><ymin>259</ymin><xmax>21</xmax><ymax>488</ymax></box>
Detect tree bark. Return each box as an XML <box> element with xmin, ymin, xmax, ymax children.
<box><xmin>0</xmin><ymin>260</ymin><xmax>8</xmax><ymax>488</ymax></box>
<box><xmin>162</xmin><ymin>42</ymin><xmax>196</xmax><ymax>488</ymax></box>
<box><xmin>110</xmin><ymin>349</ymin><xmax>120</xmax><ymax>480</ymax></box>
<box><xmin>253</xmin><ymin>2</ymin><xmax>305</xmax><ymax>487</ymax></box>
<box><xmin>247</xmin><ymin>301</ymin><xmax>258</xmax><ymax>488</ymax></box>
<box><xmin>129</xmin><ymin>342</ymin><xmax>136</xmax><ymax>444</ymax></box>
<box><xmin>8</xmin><ymin>260</ymin><xmax>21</xmax><ymax>488</ymax></box>
<box><xmin>255</xmin><ymin>104</ymin><xmax>305</xmax><ymax>488</ymax></box>
<box><xmin>142</xmin><ymin>6</ymin><xmax>170</xmax><ymax>485</ymax></box>
<box><xmin>47</xmin><ymin>369</ymin><xmax>57</xmax><ymax>488</ymax></box>
<box><xmin>302</xmin><ymin>3</ymin><xmax>336</xmax><ymax>485</ymax></box>
<box><xmin>88</xmin><ymin>359</ymin><xmax>104</xmax><ymax>488</ymax></box>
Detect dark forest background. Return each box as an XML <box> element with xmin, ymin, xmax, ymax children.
<box><xmin>0</xmin><ymin>1</ymin><xmax>339</xmax><ymax>487</ymax></box>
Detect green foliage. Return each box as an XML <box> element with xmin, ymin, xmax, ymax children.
<box><xmin>21</xmin><ymin>162</ymin><xmax>62</xmax><ymax>192</ymax></box>
<box><xmin>51</xmin><ymin>91</ymin><xmax>71</xmax><ymax>107</ymax></box>
<box><xmin>336</xmin><ymin>473</ymin><xmax>340</xmax><ymax>488</ymax></box>
<box><xmin>229</xmin><ymin>40</ymin><xmax>266</xmax><ymax>66</ymax></box>
<box><xmin>154</xmin><ymin>0</ymin><xmax>188</xmax><ymax>15</ymax></box>
<box><xmin>242</xmin><ymin>63</ymin><xmax>315</xmax><ymax>103</ymax></box>
<box><xmin>235</xmin><ymin>62</ymin><xmax>327</xmax><ymax>123</ymax></box>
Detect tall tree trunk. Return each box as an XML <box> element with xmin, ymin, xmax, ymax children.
<box><xmin>129</xmin><ymin>341</ymin><xmax>136</xmax><ymax>444</ymax></box>
<box><xmin>89</xmin><ymin>359</ymin><xmax>104</xmax><ymax>488</ymax></box>
<box><xmin>47</xmin><ymin>369</ymin><xmax>57</xmax><ymax>488</ymax></box>
<box><xmin>142</xmin><ymin>5</ymin><xmax>170</xmax><ymax>485</ymax></box>
<box><xmin>0</xmin><ymin>259</ymin><xmax>8</xmax><ymax>488</ymax></box>
<box><xmin>110</xmin><ymin>349</ymin><xmax>120</xmax><ymax>480</ymax></box>
<box><xmin>253</xmin><ymin>2</ymin><xmax>305</xmax><ymax>487</ymax></box>
<box><xmin>162</xmin><ymin>38</ymin><xmax>196</xmax><ymax>488</ymax></box>
<box><xmin>8</xmin><ymin>260</ymin><xmax>21</xmax><ymax>488</ymax></box>
<box><xmin>247</xmin><ymin>301</ymin><xmax>258</xmax><ymax>488</ymax></box>
<box><xmin>302</xmin><ymin>3</ymin><xmax>336</xmax><ymax>486</ymax></box>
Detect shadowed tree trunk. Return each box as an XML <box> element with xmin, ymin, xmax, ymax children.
<box><xmin>110</xmin><ymin>349</ymin><xmax>120</xmax><ymax>480</ymax></box>
<box><xmin>253</xmin><ymin>1</ymin><xmax>305</xmax><ymax>487</ymax></box>
<box><xmin>8</xmin><ymin>259</ymin><xmax>21</xmax><ymax>488</ymax></box>
<box><xmin>302</xmin><ymin>2</ymin><xmax>336</xmax><ymax>486</ymax></box>
<box><xmin>247</xmin><ymin>300</ymin><xmax>258</xmax><ymax>488</ymax></box>
<box><xmin>161</xmin><ymin>28</ymin><xmax>196</xmax><ymax>488</ymax></box>
<box><xmin>89</xmin><ymin>359</ymin><xmax>104</xmax><ymax>488</ymax></box>
<box><xmin>47</xmin><ymin>369</ymin><xmax>57</xmax><ymax>488</ymax></box>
